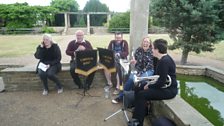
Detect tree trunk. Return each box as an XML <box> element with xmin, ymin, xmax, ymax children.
<box><xmin>180</xmin><ymin>49</ymin><xmax>189</xmax><ymax>65</ymax></box>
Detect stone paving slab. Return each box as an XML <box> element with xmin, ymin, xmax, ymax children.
<box><xmin>0</xmin><ymin>88</ymin><xmax>133</xmax><ymax>126</ymax></box>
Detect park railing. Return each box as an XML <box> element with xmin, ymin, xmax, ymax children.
<box><xmin>0</xmin><ymin>28</ymin><xmax>36</xmax><ymax>34</ymax></box>
<box><xmin>108</xmin><ymin>27</ymin><xmax>167</xmax><ymax>34</ymax></box>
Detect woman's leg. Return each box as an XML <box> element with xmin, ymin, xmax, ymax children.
<box><xmin>47</xmin><ymin>65</ymin><xmax>62</xmax><ymax>89</ymax></box>
<box><xmin>38</xmin><ymin>69</ymin><xmax>48</xmax><ymax>91</ymax></box>
<box><xmin>118</xmin><ymin>73</ymin><xmax>135</xmax><ymax>98</ymax></box>
<box><xmin>104</xmin><ymin>70</ymin><xmax>112</xmax><ymax>86</ymax></box>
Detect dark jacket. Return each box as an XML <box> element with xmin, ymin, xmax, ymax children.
<box><xmin>66</xmin><ymin>40</ymin><xmax>93</xmax><ymax>60</ymax></box>
<box><xmin>108</xmin><ymin>40</ymin><xmax>129</xmax><ymax>59</ymax></box>
<box><xmin>34</xmin><ymin>43</ymin><xmax>62</xmax><ymax>73</ymax></box>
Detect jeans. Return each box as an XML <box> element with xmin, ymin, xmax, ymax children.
<box><xmin>117</xmin><ymin>69</ymin><xmax>154</xmax><ymax>99</ymax></box>
<box><xmin>38</xmin><ymin>65</ymin><xmax>62</xmax><ymax>91</ymax></box>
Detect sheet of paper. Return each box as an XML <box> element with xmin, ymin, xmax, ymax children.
<box><xmin>38</xmin><ymin>62</ymin><xmax>48</xmax><ymax>72</ymax></box>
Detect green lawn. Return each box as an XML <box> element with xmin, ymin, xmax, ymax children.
<box><xmin>0</xmin><ymin>34</ymin><xmax>223</xmax><ymax>61</ymax></box>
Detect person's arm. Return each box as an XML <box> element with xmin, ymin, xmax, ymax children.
<box><xmin>144</xmin><ymin>49</ymin><xmax>154</xmax><ymax>71</ymax></box>
<box><xmin>108</xmin><ymin>41</ymin><xmax>113</xmax><ymax>50</ymax></box>
<box><xmin>47</xmin><ymin>44</ymin><xmax>61</xmax><ymax>66</ymax></box>
<box><xmin>134</xmin><ymin>48</ymin><xmax>143</xmax><ymax>73</ymax></box>
<box><xmin>66</xmin><ymin>41</ymin><xmax>75</xmax><ymax>57</ymax></box>
<box><xmin>85</xmin><ymin>41</ymin><xmax>93</xmax><ymax>50</ymax></box>
<box><xmin>34</xmin><ymin>45</ymin><xmax>45</xmax><ymax>60</ymax></box>
<box><xmin>148</xmin><ymin>59</ymin><xmax>168</xmax><ymax>88</ymax></box>
<box><xmin>120</xmin><ymin>40</ymin><xmax>129</xmax><ymax>58</ymax></box>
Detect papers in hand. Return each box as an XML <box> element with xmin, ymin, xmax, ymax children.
<box><xmin>38</xmin><ymin>62</ymin><xmax>48</xmax><ymax>72</ymax></box>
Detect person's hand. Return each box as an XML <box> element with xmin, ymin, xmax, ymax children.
<box><xmin>144</xmin><ymin>84</ymin><xmax>149</xmax><ymax>90</ymax></box>
<box><xmin>40</xmin><ymin>42</ymin><xmax>44</xmax><ymax>48</ymax></box>
<box><xmin>77</xmin><ymin>45</ymin><xmax>86</xmax><ymax>51</ymax></box>
<box><xmin>130</xmin><ymin>59</ymin><xmax>136</xmax><ymax>65</ymax></box>
<box><xmin>115</xmin><ymin>53</ymin><xmax>120</xmax><ymax>57</ymax></box>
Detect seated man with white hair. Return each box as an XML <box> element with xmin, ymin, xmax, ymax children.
<box><xmin>66</xmin><ymin>30</ymin><xmax>95</xmax><ymax>89</ymax></box>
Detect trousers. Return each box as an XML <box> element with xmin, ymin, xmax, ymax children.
<box><xmin>133</xmin><ymin>87</ymin><xmax>177</xmax><ymax>126</ymax></box>
<box><xmin>38</xmin><ymin>65</ymin><xmax>62</xmax><ymax>91</ymax></box>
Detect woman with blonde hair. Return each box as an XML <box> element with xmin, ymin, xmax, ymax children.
<box><xmin>112</xmin><ymin>37</ymin><xmax>154</xmax><ymax>103</ymax></box>
<box><xmin>34</xmin><ymin>34</ymin><xmax>63</xmax><ymax>95</ymax></box>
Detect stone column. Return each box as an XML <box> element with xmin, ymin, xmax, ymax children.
<box><xmin>130</xmin><ymin>0</ymin><xmax>150</xmax><ymax>51</ymax></box>
<box><xmin>87</xmin><ymin>13</ymin><xmax>90</xmax><ymax>35</ymax></box>
<box><xmin>107</xmin><ymin>14</ymin><xmax>111</xmax><ymax>26</ymax></box>
<box><xmin>67</xmin><ymin>13</ymin><xmax>70</xmax><ymax>28</ymax></box>
<box><xmin>63</xmin><ymin>13</ymin><xmax>68</xmax><ymax>35</ymax></box>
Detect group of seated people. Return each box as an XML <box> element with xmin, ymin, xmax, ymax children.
<box><xmin>34</xmin><ymin>30</ymin><xmax>178</xmax><ymax>126</ymax></box>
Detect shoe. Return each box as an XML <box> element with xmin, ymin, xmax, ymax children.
<box><xmin>106</xmin><ymin>83</ymin><xmax>113</xmax><ymax>88</ymax></box>
<box><xmin>42</xmin><ymin>90</ymin><xmax>48</xmax><ymax>96</ymax></box>
<box><xmin>112</xmin><ymin>97</ymin><xmax>121</xmax><ymax>104</ymax></box>
<box><xmin>58</xmin><ymin>88</ymin><xmax>63</xmax><ymax>94</ymax></box>
<box><xmin>113</xmin><ymin>88</ymin><xmax>120</xmax><ymax>95</ymax></box>
<box><xmin>127</xmin><ymin>119</ymin><xmax>139</xmax><ymax>126</ymax></box>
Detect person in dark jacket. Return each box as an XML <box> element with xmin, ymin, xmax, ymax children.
<box><xmin>104</xmin><ymin>32</ymin><xmax>129</xmax><ymax>95</ymax></box>
<box><xmin>66</xmin><ymin>30</ymin><xmax>95</xmax><ymax>89</ymax></box>
<box><xmin>34</xmin><ymin>34</ymin><xmax>63</xmax><ymax>96</ymax></box>
<box><xmin>131</xmin><ymin>39</ymin><xmax>178</xmax><ymax>126</ymax></box>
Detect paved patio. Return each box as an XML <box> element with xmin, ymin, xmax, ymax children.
<box><xmin>0</xmin><ymin>87</ymin><xmax>150</xmax><ymax>126</ymax></box>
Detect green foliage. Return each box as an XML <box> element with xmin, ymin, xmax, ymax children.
<box><xmin>50</xmin><ymin>0</ymin><xmax>79</xmax><ymax>12</ymax></box>
<box><xmin>73</xmin><ymin>15</ymin><xmax>86</xmax><ymax>27</ymax></box>
<box><xmin>108</xmin><ymin>12</ymin><xmax>130</xmax><ymax>32</ymax></box>
<box><xmin>150</xmin><ymin>0</ymin><xmax>224</xmax><ymax>64</ymax></box>
<box><xmin>33</xmin><ymin>6</ymin><xmax>59</xmax><ymax>26</ymax></box>
<box><xmin>0</xmin><ymin>3</ymin><xmax>58</xmax><ymax>29</ymax></box>
<box><xmin>51</xmin><ymin>0</ymin><xmax>79</xmax><ymax>26</ymax></box>
<box><xmin>41</xmin><ymin>27</ymin><xmax>55</xmax><ymax>33</ymax></box>
<box><xmin>0</xmin><ymin>3</ymin><xmax>36</xmax><ymax>28</ymax></box>
<box><xmin>83</xmin><ymin>0</ymin><xmax>110</xmax><ymax>26</ymax></box>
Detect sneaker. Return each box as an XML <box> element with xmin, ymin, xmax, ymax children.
<box><xmin>58</xmin><ymin>88</ymin><xmax>63</xmax><ymax>94</ymax></box>
<box><xmin>127</xmin><ymin>118</ymin><xmax>139</xmax><ymax>126</ymax></box>
<box><xmin>106</xmin><ymin>83</ymin><xmax>113</xmax><ymax>89</ymax></box>
<box><xmin>42</xmin><ymin>90</ymin><xmax>48</xmax><ymax>96</ymax></box>
<box><xmin>113</xmin><ymin>88</ymin><xmax>120</xmax><ymax>95</ymax></box>
<box><xmin>112</xmin><ymin>97</ymin><xmax>121</xmax><ymax>104</ymax></box>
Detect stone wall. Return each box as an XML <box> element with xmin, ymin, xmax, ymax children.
<box><xmin>152</xmin><ymin>96</ymin><xmax>213</xmax><ymax>126</ymax></box>
<box><xmin>176</xmin><ymin>65</ymin><xmax>206</xmax><ymax>75</ymax></box>
<box><xmin>1</xmin><ymin>64</ymin><xmax>223</xmax><ymax>126</ymax></box>
<box><xmin>0</xmin><ymin>65</ymin><xmax>106</xmax><ymax>91</ymax></box>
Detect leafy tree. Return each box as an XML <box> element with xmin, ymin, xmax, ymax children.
<box><xmin>51</xmin><ymin>0</ymin><xmax>79</xmax><ymax>26</ymax></box>
<box><xmin>33</xmin><ymin>6</ymin><xmax>58</xmax><ymax>26</ymax></box>
<box><xmin>108</xmin><ymin>12</ymin><xmax>130</xmax><ymax>32</ymax></box>
<box><xmin>0</xmin><ymin>3</ymin><xmax>58</xmax><ymax>28</ymax></box>
<box><xmin>83</xmin><ymin>0</ymin><xmax>110</xmax><ymax>26</ymax></box>
<box><xmin>0</xmin><ymin>3</ymin><xmax>36</xmax><ymax>28</ymax></box>
<box><xmin>150</xmin><ymin>0</ymin><xmax>224</xmax><ymax>64</ymax></box>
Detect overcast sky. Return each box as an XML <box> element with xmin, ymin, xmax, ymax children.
<box><xmin>0</xmin><ymin>0</ymin><xmax>130</xmax><ymax>12</ymax></box>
